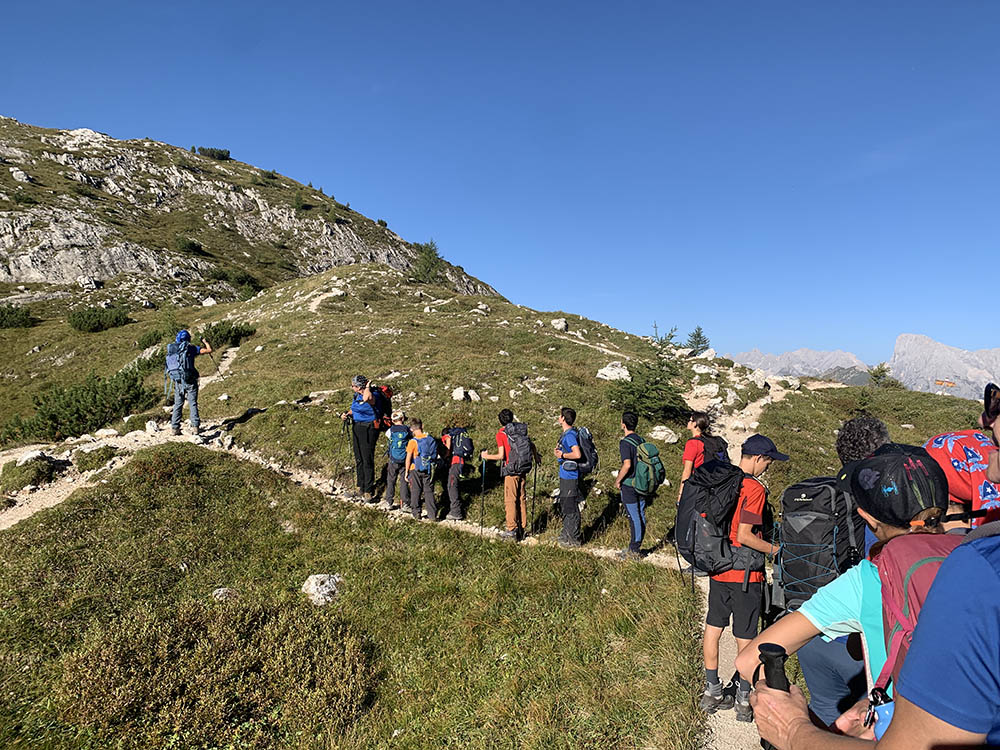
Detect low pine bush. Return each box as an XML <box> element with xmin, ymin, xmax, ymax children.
<box><xmin>73</xmin><ymin>446</ymin><xmax>119</xmax><ymax>473</ymax></box>
<box><xmin>609</xmin><ymin>359</ymin><xmax>689</xmax><ymax>422</ymax></box>
<box><xmin>0</xmin><ymin>303</ymin><xmax>32</xmax><ymax>328</ymax></box>
<box><xmin>2</xmin><ymin>371</ymin><xmax>155</xmax><ymax>443</ymax></box>
<box><xmin>55</xmin><ymin>598</ymin><xmax>375</xmax><ymax>748</ymax></box>
<box><xmin>201</xmin><ymin>320</ymin><xmax>257</xmax><ymax>349</ymax></box>
<box><xmin>67</xmin><ymin>306</ymin><xmax>130</xmax><ymax>333</ymax></box>
<box><xmin>196</xmin><ymin>146</ymin><xmax>231</xmax><ymax>161</ymax></box>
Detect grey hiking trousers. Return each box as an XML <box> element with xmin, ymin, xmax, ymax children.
<box><xmin>409</xmin><ymin>470</ymin><xmax>437</xmax><ymax>521</ymax></box>
<box><xmin>171</xmin><ymin>379</ymin><xmax>199</xmax><ymax>430</ymax></box>
<box><xmin>385</xmin><ymin>460</ymin><xmax>410</xmax><ymax>508</ymax></box>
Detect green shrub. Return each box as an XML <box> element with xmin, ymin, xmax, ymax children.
<box><xmin>263</xmin><ymin>169</ymin><xmax>278</xmax><ymax>180</ymax></box>
<box><xmin>54</xmin><ymin>598</ymin><xmax>375</xmax><ymax>748</ymax></box>
<box><xmin>74</xmin><ymin>446</ymin><xmax>120</xmax><ymax>473</ymax></box>
<box><xmin>412</xmin><ymin>239</ymin><xmax>444</xmax><ymax>283</ymax></box>
<box><xmin>196</xmin><ymin>147</ymin><xmax>231</xmax><ymax>161</ymax></box>
<box><xmin>136</xmin><ymin>329</ymin><xmax>167</xmax><ymax>349</ymax></box>
<box><xmin>0</xmin><ymin>303</ymin><xmax>32</xmax><ymax>328</ymax></box>
<box><xmin>200</xmin><ymin>320</ymin><xmax>257</xmax><ymax>349</ymax></box>
<box><xmin>12</xmin><ymin>192</ymin><xmax>38</xmax><ymax>205</ymax></box>
<box><xmin>609</xmin><ymin>358</ymin><xmax>688</xmax><ymax>421</ymax></box>
<box><xmin>237</xmin><ymin>283</ymin><xmax>258</xmax><ymax>301</ymax></box>
<box><xmin>869</xmin><ymin>362</ymin><xmax>905</xmax><ymax>390</ymax></box>
<box><xmin>0</xmin><ymin>458</ymin><xmax>56</xmax><ymax>493</ymax></box>
<box><xmin>2</xmin><ymin>371</ymin><xmax>155</xmax><ymax>443</ymax></box>
<box><xmin>377</xmin><ymin>219</ymin><xmax>388</xmax><ymax>228</ymax></box>
<box><xmin>68</xmin><ymin>306</ymin><xmax>130</xmax><ymax>333</ymax></box>
<box><xmin>208</xmin><ymin>267</ymin><xmax>231</xmax><ymax>282</ymax></box>
<box><xmin>173</xmin><ymin>235</ymin><xmax>205</xmax><ymax>256</ymax></box>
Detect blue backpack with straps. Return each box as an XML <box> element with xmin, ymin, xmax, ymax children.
<box><xmin>388</xmin><ymin>425</ymin><xmax>411</xmax><ymax>463</ymax></box>
<box><xmin>165</xmin><ymin>341</ymin><xmax>196</xmax><ymax>382</ymax></box>
<box><xmin>413</xmin><ymin>436</ymin><xmax>438</xmax><ymax>474</ymax></box>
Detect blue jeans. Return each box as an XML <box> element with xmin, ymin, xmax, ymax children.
<box><xmin>797</xmin><ymin>635</ymin><xmax>867</xmax><ymax>727</ymax></box>
<box><xmin>171</xmin><ymin>380</ymin><xmax>200</xmax><ymax>430</ymax></box>
<box><xmin>621</xmin><ymin>485</ymin><xmax>647</xmax><ymax>553</ymax></box>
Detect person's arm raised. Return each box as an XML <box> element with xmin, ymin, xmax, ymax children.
<box><xmin>734</xmin><ymin>612</ymin><xmax>819</xmax><ymax>684</ymax></box>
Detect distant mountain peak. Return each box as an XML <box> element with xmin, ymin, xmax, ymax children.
<box><xmin>889</xmin><ymin>333</ymin><xmax>1000</xmax><ymax>399</ymax></box>
<box><xmin>728</xmin><ymin>347</ymin><xmax>868</xmax><ymax>377</ymax></box>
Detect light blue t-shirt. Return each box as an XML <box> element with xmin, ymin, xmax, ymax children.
<box><xmin>558</xmin><ymin>429</ymin><xmax>580</xmax><ymax>480</ymax></box>
<box><xmin>797</xmin><ymin>559</ymin><xmax>887</xmax><ymax>691</ymax></box>
<box><xmin>897</xmin><ymin>536</ymin><xmax>1000</xmax><ymax>744</ymax></box>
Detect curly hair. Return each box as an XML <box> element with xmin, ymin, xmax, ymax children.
<box><xmin>835</xmin><ymin>415</ymin><xmax>890</xmax><ymax>465</ymax></box>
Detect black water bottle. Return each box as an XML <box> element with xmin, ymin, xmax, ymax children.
<box><xmin>757</xmin><ymin>643</ymin><xmax>789</xmax><ymax>750</ymax></box>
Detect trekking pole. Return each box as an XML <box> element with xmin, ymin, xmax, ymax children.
<box><xmin>754</xmin><ymin>644</ymin><xmax>790</xmax><ymax>750</ymax></box>
<box><xmin>530</xmin><ymin>462</ymin><xmax>537</xmax><ymax>536</ymax></box>
<box><xmin>204</xmin><ymin>343</ymin><xmax>221</xmax><ymax>379</ymax></box>
<box><xmin>480</xmin><ymin>459</ymin><xmax>486</xmax><ymax>536</ymax></box>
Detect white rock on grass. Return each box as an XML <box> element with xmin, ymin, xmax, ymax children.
<box><xmin>785</xmin><ymin>376</ymin><xmax>801</xmax><ymax>390</ymax></box>
<box><xmin>468</xmin><ymin>390</ymin><xmax>481</xmax><ymax>402</ymax></box>
<box><xmin>693</xmin><ymin>348</ymin><xmax>716</xmax><ymax>360</ymax></box>
<box><xmin>212</xmin><ymin>587</ymin><xmax>238</xmax><ymax>602</ymax></box>
<box><xmin>95</xmin><ymin>428</ymin><xmax>119</xmax><ymax>438</ymax></box>
<box><xmin>254</xmin><ymin>345</ymin><xmax>264</xmax><ymax>352</ymax></box>
<box><xmin>328</xmin><ymin>287</ymin><xmax>346</xmax><ymax>297</ymax></box>
<box><xmin>145</xmin><ymin>420</ymin><xmax>159</xmax><ymax>434</ymax></box>
<box><xmin>596</xmin><ymin>362</ymin><xmax>631</xmax><ymax>382</ymax></box>
<box><xmin>750</xmin><ymin>369</ymin><xmax>769</xmax><ymax>388</ymax></box>
<box><xmin>649</xmin><ymin>426</ymin><xmax>679</xmax><ymax>443</ymax></box>
<box><xmin>489</xmin><ymin>396</ymin><xmax>499</xmax><ymax>402</ymax></box>
<box><xmin>202</xmin><ymin>297</ymin><xmax>217</xmax><ymax>307</ymax></box>
<box><xmin>692</xmin><ymin>364</ymin><xmax>718</xmax><ymax>376</ymax></box>
<box><xmin>218</xmin><ymin>393</ymin><xmax>230</xmax><ymax>401</ymax></box>
<box><xmin>692</xmin><ymin>383</ymin><xmax>720</xmax><ymax>399</ymax></box>
<box><xmin>901</xmin><ymin>423</ymin><xmax>915</xmax><ymax>429</ymax></box>
<box><xmin>9</xmin><ymin>167</ymin><xmax>31</xmax><ymax>183</ymax></box>
<box><xmin>551</xmin><ymin>318</ymin><xmax>569</xmax><ymax>332</ymax></box>
<box><xmin>675</xmin><ymin>347</ymin><xmax>693</xmax><ymax>357</ymax></box>
<box><xmin>302</xmin><ymin>574</ymin><xmax>343</xmax><ymax>606</ymax></box>
<box><xmin>16</xmin><ymin>450</ymin><xmax>47</xmax><ymax>467</ymax></box>
<box><xmin>499</xmin><ymin>350</ymin><xmax>509</xmax><ymax>357</ymax></box>
<box><xmin>451</xmin><ymin>387</ymin><xmax>467</xmax><ymax>401</ymax></box>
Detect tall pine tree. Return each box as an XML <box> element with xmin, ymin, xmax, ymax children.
<box><xmin>685</xmin><ymin>325</ymin><xmax>710</xmax><ymax>355</ymax></box>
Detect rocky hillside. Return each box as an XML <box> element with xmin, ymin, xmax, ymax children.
<box><xmin>729</xmin><ymin>347</ymin><xmax>868</xmax><ymax>377</ymax></box>
<box><xmin>889</xmin><ymin>333</ymin><xmax>1000</xmax><ymax>400</ymax></box>
<box><xmin>0</xmin><ymin>116</ymin><xmax>492</xmax><ymax>307</ymax></box>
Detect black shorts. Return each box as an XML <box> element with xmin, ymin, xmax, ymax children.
<box><xmin>706</xmin><ymin>580</ymin><xmax>762</xmax><ymax>640</ymax></box>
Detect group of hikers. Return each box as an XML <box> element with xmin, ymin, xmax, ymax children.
<box><xmin>163</xmin><ymin>338</ymin><xmax>1000</xmax><ymax>747</ymax></box>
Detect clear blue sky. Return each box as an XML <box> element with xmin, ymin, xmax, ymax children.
<box><xmin>3</xmin><ymin>1</ymin><xmax>997</xmax><ymax>363</ymax></box>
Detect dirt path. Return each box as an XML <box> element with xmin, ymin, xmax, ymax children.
<box><xmin>0</xmin><ymin>373</ymin><xmax>791</xmax><ymax>749</ymax></box>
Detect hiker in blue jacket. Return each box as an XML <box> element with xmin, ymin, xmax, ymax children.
<box><xmin>167</xmin><ymin>330</ymin><xmax>212</xmax><ymax>436</ymax></box>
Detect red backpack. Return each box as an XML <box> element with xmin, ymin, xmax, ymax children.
<box><xmin>872</xmin><ymin>532</ymin><xmax>964</xmax><ymax>691</ymax></box>
<box><xmin>373</xmin><ymin>385</ymin><xmax>393</xmax><ymax>430</ymax></box>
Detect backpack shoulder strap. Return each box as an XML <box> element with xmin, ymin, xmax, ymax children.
<box><xmin>624</xmin><ymin>434</ymin><xmax>642</xmax><ymax>448</ymax></box>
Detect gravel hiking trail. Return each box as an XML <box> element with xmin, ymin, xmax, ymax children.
<box><xmin>0</xmin><ymin>376</ymin><xmax>815</xmax><ymax>749</ymax></box>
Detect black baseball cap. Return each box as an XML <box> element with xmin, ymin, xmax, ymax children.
<box><xmin>838</xmin><ymin>443</ymin><xmax>948</xmax><ymax>529</ymax></box>
<box><xmin>741</xmin><ymin>434</ymin><xmax>789</xmax><ymax>461</ymax></box>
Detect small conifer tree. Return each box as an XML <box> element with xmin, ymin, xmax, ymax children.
<box><xmin>685</xmin><ymin>325</ymin><xmax>710</xmax><ymax>355</ymax></box>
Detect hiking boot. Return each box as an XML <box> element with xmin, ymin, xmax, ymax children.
<box><xmin>699</xmin><ymin>681</ymin><xmax>726</xmax><ymax>713</ymax></box>
<box><xmin>362</xmin><ymin>493</ymin><xmax>376</xmax><ymax>504</ymax></box>
<box><xmin>378</xmin><ymin>500</ymin><xmax>393</xmax><ymax>511</ymax></box>
<box><xmin>445</xmin><ymin>513</ymin><xmax>464</xmax><ymax>521</ymax></box>
<box><xmin>616</xmin><ymin>549</ymin><xmax>642</xmax><ymax>561</ymax></box>
<box><xmin>499</xmin><ymin>529</ymin><xmax>519</xmax><ymax>540</ymax></box>
<box><xmin>558</xmin><ymin>539</ymin><xmax>582</xmax><ymax>549</ymax></box>
<box><xmin>734</xmin><ymin>689</ymin><xmax>753</xmax><ymax>722</ymax></box>
<box><xmin>171</xmin><ymin>427</ymin><xmax>182</xmax><ymax>436</ymax></box>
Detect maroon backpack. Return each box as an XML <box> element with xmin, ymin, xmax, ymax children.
<box><xmin>872</xmin><ymin>532</ymin><xmax>964</xmax><ymax>690</ymax></box>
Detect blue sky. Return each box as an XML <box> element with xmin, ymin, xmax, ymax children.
<box><xmin>3</xmin><ymin>1</ymin><xmax>997</xmax><ymax>363</ymax></box>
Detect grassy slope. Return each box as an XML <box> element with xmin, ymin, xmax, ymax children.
<box><xmin>0</xmin><ymin>443</ymin><xmax>702</xmax><ymax>750</ymax></box>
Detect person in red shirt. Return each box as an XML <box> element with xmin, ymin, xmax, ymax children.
<box><xmin>481</xmin><ymin>409</ymin><xmax>531</xmax><ymax>540</ymax></box>
<box><xmin>923</xmin><ymin>429</ymin><xmax>999</xmax><ymax>527</ymax></box>
<box><xmin>678</xmin><ymin>411</ymin><xmax>714</xmax><ymax>504</ymax></box>
<box><xmin>701</xmin><ymin>434</ymin><xmax>787</xmax><ymax>722</ymax></box>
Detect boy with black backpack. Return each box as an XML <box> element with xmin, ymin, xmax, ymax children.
<box><xmin>405</xmin><ymin>417</ymin><xmax>438</xmax><ymax>522</ymax></box>
<box><xmin>382</xmin><ymin>411</ymin><xmax>411</xmax><ymax>511</ymax></box>
<box><xmin>615</xmin><ymin>411</ymin><xmax>665</xmax><ymax>560</ymax></box>
<box><xmin>442</xmin><ymin>421</ymin><xmax>474</xmax><ymax>521</ymax></box>
<box><xmin>482</xmin><ymin>409</ymin><xmax>534</xmax><ymax>540</ymax></box>
<box><xmin>166</xmin><ymin>330</ymin><xmax>213</xmax><ymax>436</ymax></box>
<box><xmin>697</xmin><ymin>434</ymin><xmax>787</xmax><ymax>721</ymax></box>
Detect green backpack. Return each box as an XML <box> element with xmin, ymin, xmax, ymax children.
<box><xmin>625</xmin><ymin>435</ymin><xmax>666</xmax><ymax>495</ymax></box>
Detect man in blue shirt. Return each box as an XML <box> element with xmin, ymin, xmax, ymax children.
<box><xmin>554</xmin><ymin>406</ymin><xmax>583</xmax><ymax>547</ymax></box>
<box><xmin>340</xmin><ymin>375</ymin><xmax>382</xmax><ymax>502</ymax></box>
<box><xmin>751</xmin><ymin>525</ymin><xmax>1000</xmax><ymax>749</ymax></box>
<box><xmin>168</xmin><ymin>330</ymin><xmax>212</xmax><ymax>436</ymax></box>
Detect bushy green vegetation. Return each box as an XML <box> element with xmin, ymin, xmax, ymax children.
<box><xmin>412</xmin><ymin>239</ymin><xmax>444</xmax><ymax>283</ymax></box>
<box><xmin>0</xmin><ymin>304</ymin><xmax>32</xmax><ymax>329</ymax></box>
<box><xmin>196</xmin><ymin>146</ymin><xmax>231</xmax><ymax>161</ymax></box>
<box><xmin>200</xmin><ymin>320</ymin><xmax>257</xmax><ymax>349</ymax></box>
<box><xmin>609</xmin><ymin>358</ymin><xmax>688</xmax><ymax>421</ymax></box>
<box><xmin>868</xmin><ymin>362</ymin><xmax>905</xmax><ymax>389</ymax></box>
<box><xmin>173</xmin><ymin>235</ymin><xmax>204</xmax><ymax>256</ymax></box>
<box><xmin>0</xmin><ymin>458</ymin><xmax>56</xmax><ymax>494</ymax></box>
<box><xmin>1</xmin><ymin>371</ymin><xmax>155</xmax><ymax>443</ymax></box>
<box><xmin>56</xmin><ymin>598</ymin><xmax>374</xmax><ymax>748</ymax></box>
<box><xmin>0</xmin><ymin>444</ymin><xmax>703</xmax><ymax>749</ymax></box>
<box><xmin>73</xmin><ymin>446</ymin><xmax>120</xmax><ymax>473</ymax></box>
<box><xmin>684</xmin><ymin>325</ymin><xmax>710</xmax><ymax>355</ymax></box>
<box><xmin>67</xmin><ymin>306</ymin><xmax>130</xmax><ymax>333</ymax></box>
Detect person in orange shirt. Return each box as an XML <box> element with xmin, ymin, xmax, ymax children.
<box><xmin>405</xmin><ymin>417</ymin><xmax>439</xmax><ymax>522</ymax></box>
<box><xmin>700</xmin><ymin>434</ymin><xmax>786</xmax><ymax>722</ymax></box>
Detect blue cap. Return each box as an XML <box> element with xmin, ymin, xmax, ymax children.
<box><xmin>741</xmin><ymin>434</ymin><xmax>789</xmax><ymax>461</ymax></box>
<box><xmin>176</xmin><ymin>329</ymin><xmax>191</xmax><ymax>343</ymax></box>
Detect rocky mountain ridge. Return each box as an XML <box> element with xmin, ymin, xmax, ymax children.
<box><xmin>728</xmin><ymin>347</ymin><xmax>868</xmax><ymax>377</ymax></box>
<box><xmin>0</xmin><ymin>116</ymin><xmax>492</xmax><ymax>306</ymax></box>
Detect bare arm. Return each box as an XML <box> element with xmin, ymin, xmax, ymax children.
<box><xmin>481</xmin><ymin>441</ymin><xmax>505</xmax><ymax>462</ymax></box>
<box><xmin>199</xmin><ymin>338</ymin><xmax>213</xmax><ymax>355</ymax></box>
<box><xmin>751</xmin><ymin>687</ymin><xmax>986</xmax><ymax>750</ymax></box>
<box><xmin>734</xmin><ymin>612</ymin><xmax>820</xmax><ymax>682</ymax></box>
<box><xmin>616</xmin><ymin>459</ymin><xmax>632</xmax><ymax>489</ymax></box>
<box><xmin>736</xmin><ymin>522</ymin><xmax>778</xmax><ymax>557</ymax></box>
<box><xmin>677</xmin><ymin>459</ymin><xmax>694</xmax><ymax>500</ymax></box>
<box><xmin>554</xmin><ymin>445</ymin><xmax>582</xmax><ymax>460</ymax></box>
<box><xmin>361</xmin><ymin>385</ymin><xmax>374</xmax><ymax>405</ymax></box>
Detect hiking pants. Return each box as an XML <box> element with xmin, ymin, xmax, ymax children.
<box><xmin>503</xmin><ymin>474</ymin><xmax>529</xmax><ymax>532</ymax></box>
<box><xmin>385</xmin><ymin>460</ymin><xmax>409</xmax><ymax>508</ymax></box>
<box><xmin>559</xmin><ymin>477</ymin><xmax>582</xmax><ymax>544</ymax></box>
<box><xmin>796</xmin><ymin>636</ymin><xmax>867</xmax><ymax>727</ymax></box>
<box><xmin>447</xmin><ymin>463</ymin><xmax>463</xmax><ymax>517</ymax></box>
<box><xmin>409</xmin><ymin>471</ymin><xmax>437</xmax><ymax>521</ymax></box>
<box><xmin>620</xmin><ymin>485</ymin><xmax>647</xmax><ymax>554</ymax></box>
<box><xmin>171</xmin><ymin>379</ymin><xmax>199</xmax><ymax>430</ymax></box>
<box><xmin>351</xmin><ymin>420</ymin><xmax>377</xmax><ymax>495</ymax></box>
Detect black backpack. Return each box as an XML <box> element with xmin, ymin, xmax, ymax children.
<box><xmin>574</xmin><ymin>426</ymin><xmax>599</xmax><ymax>477</ymax></box>
<box><xmin>775</xmin><ymin>477</ymin><xmax>865</xmax><ymax>610</ymax></box>
<box><xmin>676</xmin><ymin>460</ymin><xmax>761</xmax><ymax>575</ymax></box>
<box><xmin>448</xmin><ymin>428</ymin><xmax>474</xmax><ymax>460</ymax></box>
<box><xmin>696</xmin><ymin>434</ymin><xmax>731</xmax><ymax>464</ymax></box>
<box><xmin>502</xmin><ymin>422</ymin><xmax>534</xmax><ymax>476</ymax></box>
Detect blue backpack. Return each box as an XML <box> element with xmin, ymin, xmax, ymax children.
<box><xmin>448</xmin><ymin>428</ymin><xmax>474</xmax><ymax>460</ymax></box>
<box><xmin>413</xmin><ymin>436</ymin><xmax>438</xmax><ymax>474</ymax></box>
<box><xmin>165</xmin><ymin>341</ymin><xmax>196</xmax><ymax>382</ymax></box>
<box><xmin>388</xmin><ymin>425</ymin><xmax>411</xmax><ymax>463</ymax></box>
